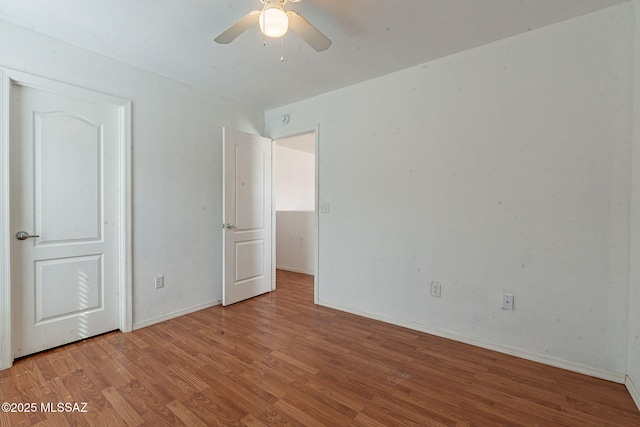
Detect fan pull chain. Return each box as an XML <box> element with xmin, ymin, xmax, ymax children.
<box><xmin>280</xmin><ymin>36</ymin><xmax>284</xmax><ymax>62</ymax></box>
<box><xmin>261</xmin><ymin>0</ymin><xmax>267</xmax><ymax>46</ymax></box>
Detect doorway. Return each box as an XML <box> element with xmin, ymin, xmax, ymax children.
<box><xmin>273</xmin><ymin>131</ymin><xmax>317</xmax><ymax>301</ymax></box>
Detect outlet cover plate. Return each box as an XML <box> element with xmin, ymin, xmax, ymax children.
<box><xmin>155</xmin><ymin>275</ymin><xmax>164</xmax><ymax>289</ymax></box>
<box><xmin>431</xmin><ymin>282</ymin><xmax>441</xmax><ymax>298</ymax></box>
<box><xmin>502</xmin><ymin>293</ymin><xmax>514</xmax><ymax>310</ymax></box>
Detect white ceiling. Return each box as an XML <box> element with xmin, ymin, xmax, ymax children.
<box><xmin>0</xmin><ymin>0</ymin><xmax>628</xmax><ymax>110</ymax></box>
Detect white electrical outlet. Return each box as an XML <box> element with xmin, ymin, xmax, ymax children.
<box><xmin>319</xmin><ymin>202</ymin><xmax>330</xmax><ymax>214</ymax></box>
<box><xmin>502</xmin><ymin>293</ymin><xmax>514</xmax><ymax>310</ymax></box>
<box><xmin>431</xmin><ymin>282</ymin><xmax>441</xmax><ymax>298</ymax></box>
<box><xmin>155</xmin><ymin>275</ymin><xmax>164</xmax><ymax>289</ymax></box>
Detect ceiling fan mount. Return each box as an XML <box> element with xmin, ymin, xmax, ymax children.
<box><xmin>214</xmin><ymin>0</ymin><xmax>331</xmax><ymax>52</ymax></box>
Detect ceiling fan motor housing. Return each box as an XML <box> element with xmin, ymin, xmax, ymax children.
<box><xmin>260</xmin><ymin>0</ymin><xmax>289</xmax><ymax>38</ymax></box>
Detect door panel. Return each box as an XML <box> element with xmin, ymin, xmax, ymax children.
<box><xmin>236</xmin><ymin>144</ymin><xmax>265</xmax><ymax>230</ymax></box>
<box><xmin>36</xmin><ymin>255</ymin><xmax>103</xmax><ymax>323</ymax></box>
<box><xmin>235</xmin><ymin>240</ymin><xmax>264</xmax><ymax>282</ymax></box>
<box><xmin>11</xmin><ymin>84</ymin><xmax>119</xmax><ymax>358</ymax></box>
<box><xmin>223</xmin><ymin>127</ymin><xmax>272</xmax><ymax>306</ymax></box>
<box><xmin>37</xmin><ymin>113</ymin><xmax>102</xmax><ymax>243</ymax></box>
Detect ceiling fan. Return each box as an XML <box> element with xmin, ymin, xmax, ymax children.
<box><xmin>214</xmin><ymin>0</ymin><xmax>332</xmax><ymax>52</ymax></box>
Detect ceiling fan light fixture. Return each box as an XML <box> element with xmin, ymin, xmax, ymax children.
<box><xmin>259</xmin><ymin>6</ymin><xmax>289</xmax><ymax>38</ymax></box>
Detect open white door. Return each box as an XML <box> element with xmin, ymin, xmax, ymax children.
<box><xmin>223</xmin><ymin>127</ymin><xmax>272</xmax><ymax>305</ymax></box>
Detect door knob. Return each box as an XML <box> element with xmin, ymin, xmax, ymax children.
<box><xmin>224</xmin><ymin>223</ymin><xmax>238</xmax><ymax>230</ymax></box>
<box><xmin>16</xmin><ymin>231</ymin><xmax>40</xmax><ymax>240</ymax></box>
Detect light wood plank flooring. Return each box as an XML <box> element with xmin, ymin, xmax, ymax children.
<box><xmin>1</xmin><ymin>270</ymin><xmax>639</xmax><ymax>426</ymax></box>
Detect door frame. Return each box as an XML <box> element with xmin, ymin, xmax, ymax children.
<box><xmin>269</xmin><ymin>125</ymin><xmax>320</xmax><ymax>304</ymax></box>
<box><xmin>0</xmin><ymin>68</ymin><xmax>132</xmax><ymax>370</ymax></box>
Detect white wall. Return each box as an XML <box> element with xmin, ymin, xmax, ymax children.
<box><xmin>266</xmin><ymin>3</ymin><xmax>633</xmax><ymax>377</ymax></box>
<box><xmin>276</xmin><ymin>211</ymin><xmax>315</xmax><ymax>274</ymax></box>
<box><xmin>275</xmin><ymin>144</ymin><xmax>315</xmax><ymax>211</ymax></box>
<box><xmin>628</xmin><ymin>0</ymin><xmax>640</xmax><ymax>408</ymax></box>
<box><xmin>0</xmin><ymin>20</ymin><xmax>263</xmax><ymax>330</ymax></box>
<box><xmin>275</xmin><ymin>142</ymin><xmax>315</xmax><ymax>274</ymax></box>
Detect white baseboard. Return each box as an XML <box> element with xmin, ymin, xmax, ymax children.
<box><xmin>276</xmin><ymin>265</ymin><xmax>314</xmax><ymax>275</ymax></box>
<box><xmin>627</xmin><ymin>376</ymin><xmax>640</xmax><ymax>411</ymax></box>
<box><xmin>318</xmin><ymin>300</ymin><xmax>627</xmax><ymax>384</ymax></box>
<box><xmin>133</xmin><ymin>299</ymin><xmax>221</xmax><ymax>330</ymax></box>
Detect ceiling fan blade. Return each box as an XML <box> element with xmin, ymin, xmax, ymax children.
<box><xmin>286</xmin><ymin>11</ymin><xmax>332</xmax><ymax>52</ymax></box>
<box><xmin>214</xmin><ymin>10</ymin><xmax>261</xmax><ymax>44</ymax></box>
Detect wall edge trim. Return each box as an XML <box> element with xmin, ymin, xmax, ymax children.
<box><xmin>276</xmin><ymin>266</ymin><xmax>314</xmax><ymax>275</ymax></box>
<box><xmin>627</xmin><ymin>376</ymin><xmax>640</xmax><ymax>411</ymax></box>
<box><xmin>133</xmin><ymin>299</ymin><xmax>221</xmax><ymax>330</ymax></box>
<box><xmin>318</xmin><ymin>300</ymin><xmax>627</xmax><ymax>384</ymax></box>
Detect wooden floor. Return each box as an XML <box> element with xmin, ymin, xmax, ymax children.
<box><xmin>1</xmin><ymin>270</ymin><xmax>639</xmax><ymax>426</ymax></box>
